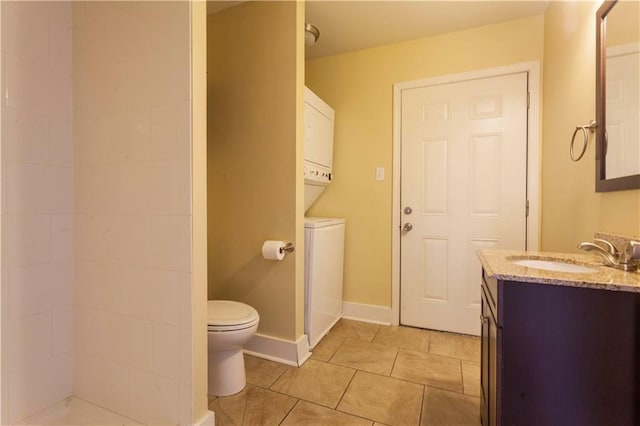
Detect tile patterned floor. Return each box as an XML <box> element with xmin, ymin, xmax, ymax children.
<box><xmin>209</xmin><ymin>319</ymin><xmax>481</xmax><ymax>426</ymax></box>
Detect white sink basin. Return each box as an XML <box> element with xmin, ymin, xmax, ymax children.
<box><xmin>511</xmin><ymin>259</ymin><xmax>597</xmax><ymax>274</ymax></box>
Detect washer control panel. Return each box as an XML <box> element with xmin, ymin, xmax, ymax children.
<box><xmin>304</xmin><ymin>162</ymin><xmax>332</xmax><ymax>183</ymax></box>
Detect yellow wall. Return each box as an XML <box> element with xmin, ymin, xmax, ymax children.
<box><xmin>295</xmin><ymin>1</ymin><xmax>306</xmax><ymax>338</ymax></box>
<box><xmin>306</xmin><ymin>15</ymin><xmax>545</xmax><ymax>307</ymax></box>
<box><xmin>207</xmin><ymin>2</ymin><xmax>302</xmax><ymax>341</ymax></box>
<box><xmin>541</xmin><ymin>1</ymin><xmax>640</xmax><ymax>252</ymax></box>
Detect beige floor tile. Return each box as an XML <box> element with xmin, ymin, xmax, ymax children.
<box><xmin>421</xmin><ymin>386</ymin><xmax>481</xmax><ymax>426</ymax></box>
<box><xmin>209</xmin><ymin>384</ymin><xmax>297</xmax><ymax>426</ymax></box>
<box><xmin>462</xmin><ymin>361</ymin><xmax>480</xmax><ymax>397</ymax></box>
<box><xmin>373</xmin><ymin>325</ymin><xmax>431</xmax><ymax>352</ymax></box>
<box><xmin>311</xmin><ymin>332</ymin><xmax>345</xmax><ymax>361</ymax></box>
<box><xmin>329</xmin><ymin>318</ymin><xmax>380</xmax><ymax>342</ymax></box>
<box><xmin>270</xmin><ymin>359</ymin><xmax>355</xmax><ymax>408</ymax></box>
<box><xmin>207</xmin><ymin>395</ymin><xmax>217</xmax><ymax>406</ymax></box>
<box><xmin>429</xmin><ymin>331</ymin><xmax>480</xmax><ymax>362</ymax></box>
<box><xmin>245</xmin><ymin>354</ymin><xmax>290</xmax><ymax>388</ymax></box>
<box><xmin>391</xmin><ymin>349</ymin><xmax>463</xmax><ymax>392</ymax></box>
<box><xmin>337</xmin><ymin>371</ymin><xmax>423</xmax><ymax>425</ymax></box>
<box><xmin>330</xmin><ymin>338</ymin><xmax>398</xmax><ymax>375</ymax></box>
<box><xmin>282</xmin><ymin>400</ymin><xmax>373</xmax><ymax>426</ymax></box>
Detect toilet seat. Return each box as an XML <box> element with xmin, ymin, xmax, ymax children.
<box><xmin>207</xmin><ymin>300</ymin><xmax>259</xmax><ymax>332</ymax></box>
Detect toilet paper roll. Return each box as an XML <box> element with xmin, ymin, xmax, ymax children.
<box><xmin>262</xmin><ymin>240</ymin><xmax>286</xmax><ymax>261</ymax></box>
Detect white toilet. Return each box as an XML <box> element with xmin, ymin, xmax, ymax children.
<box><xmin>207</xmin><ymin>300</ymin><xmax>260</xmax><ymax>396</ymax></box>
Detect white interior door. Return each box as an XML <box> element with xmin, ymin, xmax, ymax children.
<box><xmin>400</xmin><ymin>72</ymin><xmax>528</xmax><ymax>336</ymax></box>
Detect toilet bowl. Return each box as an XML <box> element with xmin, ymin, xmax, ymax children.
<box><xmin>207</xmin><ymin>300</ymin><xmax>259</xmax><ymax>396</ymax></box>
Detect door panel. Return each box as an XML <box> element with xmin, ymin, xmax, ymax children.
<box><xmin>400</xmin><ymin>72</ymin><xmax>528</xmax><ymax>335</ymax></box>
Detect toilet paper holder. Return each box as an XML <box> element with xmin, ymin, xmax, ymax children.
<box><xmin>280</xmin><ymin>242</ymin><xmax>295</xmax><ymax>254</ymax></box>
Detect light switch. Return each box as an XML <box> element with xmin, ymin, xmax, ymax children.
<box><xmin>375</xmin><ymin>167</ymin><xmax>385</xmax><ymax>181</ymax></box>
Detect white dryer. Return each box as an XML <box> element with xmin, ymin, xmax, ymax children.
<box><xmin>304</xmin><ymin>217</ymin><xmax>345</xmax><ymax>349</ymax></box>
<box><xmin>304</xmin><ymin>87</ymin><xmax>335</xmax><ymax>212</ymax></box>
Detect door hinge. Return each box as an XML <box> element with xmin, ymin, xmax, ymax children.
<box><xmin>525</xmin><ymin>200</ymin><xmax>530</xmax><ymax>217</ymax></box>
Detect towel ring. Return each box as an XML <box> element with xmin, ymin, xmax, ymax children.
<box><xmin>570</xmin><ymin>120</ymin><xmax>596</xmax><ymax>162</ymax></box>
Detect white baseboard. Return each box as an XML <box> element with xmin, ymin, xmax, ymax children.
<box><xmin>194</xmin><ymin>410</ymin><xmax>215</xmax><ymax>426</ymax></box>
<box><xmin>342</xmin><ymin>302</ymin><xmax>393</xmax><ymax>325</ymax></box>
<box><xmin>243</xmin><ymin>333</ymin><xmax>312</xmax><ymax>367</ymax></box>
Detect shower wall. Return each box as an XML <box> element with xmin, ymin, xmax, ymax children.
<box><xmin>72</xmin><ymin>2</ymin><xmax>193</xmax><ymax>424</ymax></box>
<box><xmin>1</xmin><ymin>2</ymin><xmax>74</xmax><ymax>423</ymax></box>
<box><xmin>1</xmin><ymin>1</ymin><xmax>198</xmax><ymax>424</ymax></box>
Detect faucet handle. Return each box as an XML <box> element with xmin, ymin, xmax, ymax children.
<box><xmin>594</xmin><ymin>238</ymin><xmax>618</xmax><ymax>255</ymax></box>
<box><xmin>621</xmin><ymin>241</ymin><xmax>640</xmax><ymax>264</ymax></box>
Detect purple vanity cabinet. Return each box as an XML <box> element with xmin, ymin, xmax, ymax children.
<box><xmin>480</xmin><ymin>269</ymin><xmax>639</xmax><ymax>426</ymax></box>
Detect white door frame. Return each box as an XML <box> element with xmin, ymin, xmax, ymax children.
<box><xmin>391</xmin><ymin>61</ymin><xmax>541</xmax><ymax>326</ymax></box>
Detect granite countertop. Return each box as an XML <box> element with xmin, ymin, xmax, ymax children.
<box><xmin>478</xmin><ymin>249</ymin><xmax>640</xmax><ymax>293</ymax></box>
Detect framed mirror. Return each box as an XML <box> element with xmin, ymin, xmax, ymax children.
<box><xmin>596</xmin><ymin>0</ymin><xmax>640</xmax><ymax>192</ymax></box>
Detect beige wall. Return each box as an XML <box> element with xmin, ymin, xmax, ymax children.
<box><xmin>208</xmin><ymin>1</ymin><xmax>302</xmax><ymax>341</ymax></box>
<box><xmin>306</xmin><ymin>15</ymin><xmax>545</xmax><ymax>308</ymax></box>
<box><xmin>541</xmin><ymin>1</ymin><xmax>640</xmax><ymax>252</ymax></box>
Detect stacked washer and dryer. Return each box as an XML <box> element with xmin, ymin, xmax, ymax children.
<box><xmin>303</xmin><ymin>87</ymin><xmax>345</xmax><ymax>349</ymax></box>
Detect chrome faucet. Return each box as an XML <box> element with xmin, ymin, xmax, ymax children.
<box><xmin>577</xmin><ymin>238</ymin><xmax>639</xmax><ymax>272</ymax></box>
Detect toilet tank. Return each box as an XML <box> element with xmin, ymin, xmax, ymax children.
<box><xmin>304</xmin><ymin>87</ymin><xmax>335</xmax><ymax>212</ymax></box>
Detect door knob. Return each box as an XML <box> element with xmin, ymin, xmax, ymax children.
<box><xmin>403</xmin><ymin>223</ymin><xmax>413</xmax><ymax>232</ymax></box>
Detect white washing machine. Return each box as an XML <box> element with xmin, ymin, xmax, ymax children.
<box><xmin>304</xmin><ymin>217</ymin><xmax>345</xmax><ymax>349</ymax></box>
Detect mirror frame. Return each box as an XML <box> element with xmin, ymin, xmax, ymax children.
<box><xmin>596</xmin><ymin>0</ymin><xmax>640</xmax><ymax>192</ymax></box>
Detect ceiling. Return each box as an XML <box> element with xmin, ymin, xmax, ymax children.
<box><xmin>207</xmin><ymin>1</ymin><xmax>550</xmax><ymax>60</ymax></box>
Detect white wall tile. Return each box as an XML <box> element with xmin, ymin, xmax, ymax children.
<box><xmin>179</xmin><ymin>381</ymin><xmax>193</xmax><ymax>426</ymax></box>
<box><xmin>118</xmin><ymin>109</ymin><xmax>151</xmax><ymax>163</ymax></box>
<box><xmin>73</xmin><ymin>62</ymin><xmax>128</xmax><ymax>119</ymax></box>
<box><xmin>152</xmin><ymin>323</ymin><xmax>178</xmax><ymax>379</ymax></box>
<box><xmin>150</xmin><ymin>215</ymin><xmax>191</xmax><ymax>271</ymax></box>
<box><xmin>74</xmin><ymin>116</ymin><xmax>111</xmax><ymax>166</ymax></box>
<box><xmin>47</xmin><ymin>167</ymin><xmax>74</xmax><ymax>213</ymax></box>
<box><xmin>73</xmin><ymin>353</ymin><xmax>129</xmax><ymax>416</ymax></box>
<box><xmin>75</xmin><ymin>306</ymin><xmax>108</xmax><ymax>357</ymax></box>
<box><xmin>9</xmin><ymin>352</ymin><xmax>73</xmax><ymax>424</ymax></box>
<box><xmin>146</xmin><ymin>2</ymin><xmax>190</xmax><ymax>53</ymax></box>
<box><xmin>148</xmin><ymin>46</ymin><xmax>191</xmax><ymax>107</ymax></box>
<box><xmin>51</xmin><ymin>214</ymin><xmax>74</xmax><ymax>261</ymax></box>
<box><xmin>147</xmin><ymin>269</ymin><xmax>190</xmax><ymax>326</ymax></box>
<box><xmin>47</xmin><ymin>2</ymin><xmax>72</xmax><ymax>73</ymax></box>
<box><xmin>49</xmin><ymin>119</ymin><xmax>74</xmax><ymax>166</ymax></box>
<box><xmin>111</xmin><ymin>264</ymin><xmax>153</xmax><ymax>320</ymax></box>
<box><xmin>150</xmin><ymin>102</ymin><xmax>191</xmax><ymax>161</ymax></box>
<box><xmin>3</xmin><ymin>2</ymin><xmax>75</xmax><ymax>423</ymax></box>
<box><xmin>1</xmin><ymin>1</ymin><xmax>49</xmax><ymax>61</ymax></box>
<box><xmin>111</xmin><ymin>215</ymin><xmax>152</xmax><ymax>266</ymax></box>
<box><xmin>106</xmin><ymin>312</ymin><xmax>152</xmax><ymax>370</ymax></box>
<box><xmin>75</xmin><ymin>261</ymin><xmax>117</xmax><ymax>311</ymax></box>
<box><xmin>6</xmin><ymin>164</ymin><xmax>73</xmax><ymax>214</ymax></box>
<box><xmin>7</xmin><ymin>163</ymin><xmax>49</xmax><ymax>214</ymax></box>
<box><xmin>5</xmin><ymin>214</ymin><xmax>51</xmax><ymax>266</ymax></box>
<box><xmin>8</xmin><ymin>261</ymin><xmax>73</xmax><ymax>319</ymax></box>
<box><xmin>44</xmin><ymin>67</ymin><xmax>73</xmax><ymax>121</ymax></box>
<box><xmin>128</xmin><ymin>369</ymin><xmax>179</xmax><ymax>425</ymax></box>
<box><xmin>1</xmin><ymin>106</ymin><xmax>49</xmax><ymax>164</ymax></box>
<box><xmin>178</xmin><ymin>329</ymin><xmax>193</xmax><ymax>385</ymax></box>
<box><xmin>66</xmin><ymin>3</ymin><xmax>194</xmax><ymax>424</ymax></box>
<box><xmin>8</xmin><ymin>312</ymin><xmax>52</xmax><ymax>371</ymax></box>
<box><xmin>4</xmin><ymin>53</ymin><xmax>48</xmax><ymax>115</ymax></box>
<box><xmin>74</xmin><ymin>214</ymin><xmax>112</xmax><ymax>262</ymax></box>
<box><xmin>76</xmin><ymin>165</ymin><xmax>126</xmax><ymax>214</ymax></box>
<box><xmin>52</xmin><ymin>306</ymin><xmax>74</xmax><ymax>356</ymax></box>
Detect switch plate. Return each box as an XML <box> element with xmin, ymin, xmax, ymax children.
<box><xmin>375</xmin><ymin>167</ymin><xmax>384</xmax><ymax>181</ymax></box>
